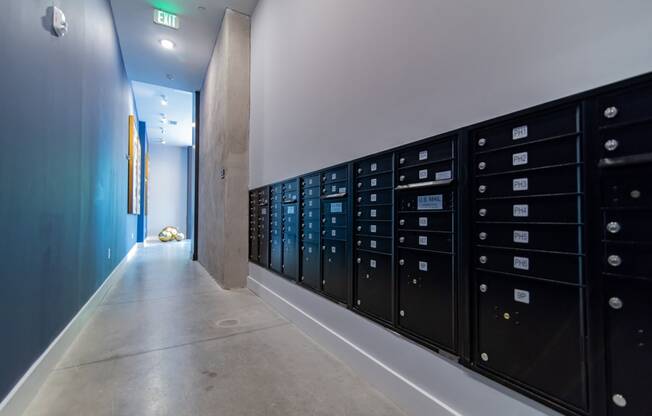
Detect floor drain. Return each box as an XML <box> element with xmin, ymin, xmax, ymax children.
<box><xmin>217</xmin><ymin>319</ymin><xmax>239</xmax><ymax>327</ymax></box>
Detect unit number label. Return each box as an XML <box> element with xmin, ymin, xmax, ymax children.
<box><xmin>513</xmin><ymin>256</ymin><xmax>530</xmax><ymax>270</ymax></box>
<box><xmin>331</xmin><ymin>185</ymin><xmax>337</xmax><ymax>192</ymax></box>
<box><xmin>418</xmin><ymin>236</ymin><xmax>428</xmax><ymax>246</ymax></box>
<box><xmin>370</xmin><ymin>259</ymin><xmax>377</xmax><ymax>268</ymax></box>
<box><xmin>371</xmin><ymin>178</ymin><xmax>378</xmax><ymax>187</ymax></box>
<box><xmin>513</xmin><ymin>204</ymin><xmax>529</xmax><ymax>217</ymax></box>
<box><xmin>331</xmin><ymin>246</ymin><xmax>336</xmax><ymax>253</ymax></box>
<box><xmin>331</xmin><ymin>173</ymin><xmax>337</xmax><ymax>180</ymax></box>
<box><xmin>512</xmin><ymin>125</ymin><xmax>528</xmax><ymax>140</ymax></box>
<box><xmin>331</xmin><ymin>230</ymin><xmax>336</xmax><ymax>237</ymax></box>
<box><xmin>419</xmin><ymin>261</ymin><xmax>428</xmax><ymax>271</ymax></box>
<box><xmin>514</xmin><ymin>289</ymin><xmax>530</xmax><ymax>304</ymax></box>
<box><xmin>370</xmin><ymin>225</ymin><xmax>377</xmax><ymax>233</ymax></box>
<box><xmin>512</xmin><ymin>152</ymin><xmax>528</xmax><ymax>166</ymax></box>
<box><xmin>331</xmin><ymin>202</ymin><xmax>343</xmax><ymax>213</ymax></box>
<box><xmin>308</xmin><ymin>223</ymin><xmax>313</xmax><ymax>229</ymax></box>
<box><xmin>370</xmin><ymin>240</ymin><xmax>377</xmax><ymax>248</ymax></box>
<box><xmin>417</xmin><ymin>194</ymin><xmax>443</xmax><ymax>210</ymax></box>
<box><xmin>419</xmin><ymin>217</ymin><xmax>428</xmax><ymax>227</ymax></box>
<box><xmin>287</xmin><ymin>206</ymin><xmax>295</xmax><ymax>214</ymax></box>
<box><xmin>308</xmin><ymin>211</ymin><xmax>313</xmax><ymax>218</ymax></box>
<box><xmin>419</xmin><ymin>150</ymin><xmax>429</xmax><ymax>161</ymax></box>
<box><xmin>513</xmin><ymin>230</ymin><xmax>530</xmax><ymax>244</ymax></box>
<box><xmin>370</xmin><ymin>209</ymin><xmax>377</xmax><ymax>217</ymax></box>
<box><xmin>513</xmin><ymin>178</ymin><xmax>529</xmax><ymax>191</ymax></box>
<box><xmin>331</xmin><ymin>217</ymin><xmax>336</xmax><ymax>224</ymax></box>
<box><xmin>419</xmin><ymin>169</ymin><xmax>428</xmax><ymax>179</ymax></box>
<box><xmin>436</xmin><ymin>170</ymin><xmax>452</xmax><ymax>181</ymax></box>
<box><xmin>371</xmin><ymin>163</ymin><xmax>378</xmax><ymax>172</ymax></box>
<box><xmin>370</xmin><ymin>193</ymin><xmax>377</xmax><ymax>202</ymax></box>
<box><xmin>308</xmin><ymin>247</ymin><xmax>313</xmax><ymax>253</ymax></box>
<box><xmin>261</xmin><ymin>208</ymin><xmax>267</xmax><ymax>214</ymax></box>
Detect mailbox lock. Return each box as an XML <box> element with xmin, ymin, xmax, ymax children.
<box><xmin>479</xmin><ymin>208</ymin><xmax>487</xmax><ymax>217</ymax></box>
<box><xmin>399</xmin><ymin>219</ymin><xmax>405</xmax><ymax>226</ymax></box>
<box><xmin>412</xmin><ymin>278</ymin><xmax>418</xmax><ymax>284</ymax></box>
<box><xmin>479</xmin><ymin>284</ymin><xmax>488</xmax><ymax>293</ymax></box>
<box><xmin>480</xmin><ymin>353</ymin><xmax>489</xmax><ymax>362</ymax></box>
<box><xmin>300</xmin><ymin>276</ymin><xmax>304</xmax><ymax>281</ymax></box>
<box><xmin>607</xmin><ymin>254</ymin><xmax>622</xmax><ymax>267</ymax></box>
<box><xmin>356</xmin><ymin>257</ymin><xmax>361</xmax><ymax>263</ymax></box>
<box><xmin>399</xmin><ymin>237</ymin><xmax>405</xmax><ymax>243</ymax></box>
<box><xmin>609</xmin><ymin>297</ymin><xmax>623</xmax><ymax>310</ymax></box>
<box><xmin>358</xmin><ymin>168</ymin><xmax>363</xmax><ymax>174</ymax></box>
<box><xmin>603</xmin><ymin>106</ymin><xmax>619</xmax><ymax>119</ymax></box>
<box><xmin>479</xmin><ymin>256</ymin><xmax>488</xmax><ymax>264</ymax></box>
<box><xmin>322</xmin><ymin>245</ymin><xmax>326</xmax><ymax>250</ymax></box>
<box><xmin>357</xmin><ymin>197</ymin><xmax>362</xmax><ymax>202</ymax></box>
<box><xmin>357</xmin><ymin>241</ymin><xmax>362</xmax><ymax>246</ymax></box>
<box><xmin>478</xmin><ymin>138</ymin><xmax>487</xmax><ymax>147</ymax></box>
<box><xmin>399</xmin><ymin>259</ymin><xmax>405</xmax><ymax>266</ymax></box>
<box><xmin>357</xmin><ymin>182</ymin><xmax>362</xmax><ymax>188</ymax></box>
<box><xmin>606</xmin><ymin>222</ymin><xmax>621</xmax><ymax>234</ymax></box>
<box><xmin>399</xmin><ymin>157</ymin><xmax>405</xmax><ymax>165</ymax></box>
<box><xmin>399</xmin><ymin>175</ymin><xmax>405</xmax><ymax>182</ymax></box>
<box><xmin>478</xmin><ymin>185</ymin><xmax>487</xmax><ymax>193</ymax></box>
<box><xmin>399</xmin><ymin>310</ymin><xmax>405</xmax><ymax>317</ymax></box>
<box><xmin>612</xmin><ymin>394</ymin><xmax>627</xmax><ymax>408</ymax></box>
<box><xmin>357</xmin><ymin>299</ymin><xmax>361</xmax><ymax>305</ymax></box>
<box><xmin>478</xmin><ymin>162</ymin><xmax>486</xmax><ymax>170</ymax></box>
<box><xmin>604</xmin><ymin>139</ymin><xmax>619</xmax><ymax>152</ymax></box>
<box><xmin>503</xmin><ymin>313</ymin><xmax>511</xmax><ymax>320</ymax></box>
<box><xmin>479</xmin><ymin>232</ymin><xmax>488</xmax><ymax>240</ymax></box>
<box><xmin>357</xmin><ymin>211</ymin><xmax>362</xmax><ymax>217</ymax></box>
<box><xmin>630</xmin><ymin>189</ymin><xmax>641</xmax><ymax>199</ymax></box>
<box><xmin>357</xmin><ymin>226</ymin><xmax>362</xmax><ymax>231</ymax></box>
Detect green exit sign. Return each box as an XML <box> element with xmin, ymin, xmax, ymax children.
<box><xmin>153</xmin><ymin>9</ymin><xmax>179</xmax><ymax>29</ymax></box>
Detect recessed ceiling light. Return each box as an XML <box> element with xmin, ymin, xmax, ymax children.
<box><xmin>160</xmin><ymin>95</ymin><xmax>168</xmax><ymax>106</ymax></box>
<box><xmin>159</xmin><ymin>39</ymin><xmax>175</xmax><ymax>50</ymax></box>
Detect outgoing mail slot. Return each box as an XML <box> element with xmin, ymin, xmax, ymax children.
<box><xmin>355</xmin><ymin>154</ymin><xmax>393</xmax><ymax>176</ymax></box>
<box><xmin>598</xmin><ymin>121</ymin><xmax>652</xmax><ymax>161</ymax></box>
<box><xmin>356</xmin><ymin>236</ymin><xmax>392</xmax><ymax>253</ymax></box>
<box><xmin>476</xmin><ymin>164</ymin><xmax>580</xmax><ymax>198</ymax></box>
<box><xmin>476</xmin><ymin>271</ymin><xmax>587</xmax><ymax>410</ymax></box>
<box><xmin>356</xmin><ymin>205</ymin><xmax>392</xmax><ymax>221</ymax></box>
<box><xmin>476</xmin><ymin>136</ymin><xmax>579</xmax><ymax>175</ymax></box>
<box><xmin>397</xmin><ymin>212</ymin><xmax>453</xmax><ymax>232</ymax></box>
<box><xmin>357</xmin><ymin>172</ymin><xmax>392</xmax><ymax>191</ymax></box>
<box><xmin>476</xmin><ymin>247</ymin><xmax>582</xmax><ymax>284</ymax></box>
<box><xmin>397</xmin><ymin>249</ymin><xmax>455</xmax><ymax>350</ymax></box>
<box><xmin>602</xmin><ymin>165</ymin><xmax>652</xmax><ymax>208</ymax></box>
<box><xmin>323</xmin><ymin>181</ymin><xmax>348</xmax><ymax>196</ymax></box>
<box><xmin>356</xmin><ymin>221</ymin><xmax>392</xmax><ymax>237</ymax></box>
<box><xmin>301</xmin><ymin>242</ymin><xmax>321</xmax><ymax>291</ymax></box>
<box><xmin>302</xmin><ymin>174</ymin><xmax>321</xmax><ymax>188</ymax></box>
<box><xmin>398</xmin><ymin>188</ymin><xmax>454</xmax><ymax>212</ymax></box>
<box><xmin>322</xmin><ymin>239</ymin><xmax>348</xmax><ymax>303</ymax></box>
<box><xmin>282</xmin><ymin>235</ymin><xmax>299</xmax><ymax>279</ymax></box>
<box><xmin>603</xmin><ymin>210</ymin><xmax>652</xmax><ymax>243</ymax></box>
<box><xmin>356</xmin><ymin>189</ymin><xmax>392</xmax><ymax>205</ymax></box>
<box><xmin>397</xmin><ymin>137</ymin><xmax>454</xmax><ymax>168</ymax></box>
<box><xmin>323</xmin><ymin>227</ymin><xmax>346</xmax><ymax>241</ymax></box>
<box><xmin>597</xmin><ymin>82</ymin><xmax>652</xmax><ymax>127</ymax></box>
<box><xmin>476</xmin><ymin>194</ymin><xmax>581</xmax><ymax>223</ymax></box>
<box><xmin>603</xmin><ymin>242</ymin><xmax>652</xmax><ymax>279</ymax></box>
<box><xmin>397</xmin><ymin>230</ymin><xmax>452</xmax><ymax>253</ymax></box>
<box><xmin>355</xmin><ymin>252</ymin><xmax>392</xmax><ymax>321</ymax></box>
<box><xmin>397</xmin><ymin>160</ymin><xmax>453</xmax><ymax>185</ymax></box>
<box><xmin>324</xmin><ymin>167</ymin><xmax>348</xmax><ymax>183</ymax></box>
<box><xmin>476</xmin><ymin>223</ymin><xmax>581</xmax><ymax>254</ymax></box>
<box><xmin>474</xmin><ymin>106</ymin><xmax>578</xmax><ymax>152</ymax></box>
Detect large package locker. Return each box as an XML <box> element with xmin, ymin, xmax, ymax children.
<box><xmin>300</xmin><ymin>174</ymin><xmax>322</xmax><ymax>291</ymax></box>
<box><xmin>281</xmin><ymin>179</ymin><xmax>300</xmax><ymax>280</ymax></box>
<box><xmin>257</xmin><ymin>187</ymin><xmax>270</xmax><ymax>266</ymax></box>
<box><xmin>269</xmin><ymin>183</ymin><xmax>283</xmax><ymax>273</ymax></box>
<box><xmin>353</xmin><ymin>153</ymin><xmax>394</xmax><ymax>323</ymax></box>
<box><xmin>595</xmin><ymin>81</ymin><xmax>652</xmax><ymax>416</ymax></box>
<box><xmin>321</xmin><ymin>165</ymin><xmax>351</xmax><ymax>303</ymax></box>
<box><xmin>470</xmin><ymin>105</ymin><xmax>589</xmax><ymax>413</ymax></box>
<box><xmin>395</xmin><ymin>135</ymin><xmax>458</xmax><ymax>352</ymax></box>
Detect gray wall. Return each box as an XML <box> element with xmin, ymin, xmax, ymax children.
<box><xmin>0</xmin><ymin>0</ymin><xmax>138</xmax><ymax>401</ymax></box>
<box><xmin>147</xmin><ymin>144</ymin><xmax>189</xmax><ymax>237</ymax></box>
<box><xmin>248</xmin><ymin>0</ymin><xmax>652</xmax><ymax>415</ymax></box>
<box><xmin>198</xmin><ymin>9</ymin><xmax>251</xmax><ymax>289</ymax></box>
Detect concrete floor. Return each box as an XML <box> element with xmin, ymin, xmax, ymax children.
<box><xmin>24</xmin><ymin>242</ymin><xmax>405</xmax><ymax>416</ymax></box>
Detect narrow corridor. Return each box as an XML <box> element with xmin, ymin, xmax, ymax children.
<box><xmin>23</xmin><ymin>243</ymin><xmax>403</xmax><ymax>416</ymax></box>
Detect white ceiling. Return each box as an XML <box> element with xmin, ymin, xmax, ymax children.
<box><xmin>110</xmin><ymin>0</ymin><xmax>259</xmax><ymax>92</ymax></box>
<box><xmin>132</xmin><ymin>81</ymin><xmax>194</xmax><ymax>146</ymax></box>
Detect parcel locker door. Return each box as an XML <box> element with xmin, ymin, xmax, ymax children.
<box><xmin>605</xmin><ymin>276</ymin><xmax>652</xmax><ymax>416</ymax></box>
<box><xmin>397</xmin><ymin>249</ymin><xmax>455</xmax><ymax>350</ymax></box>
<box><xmin>355</xmin><ymin>252</ymin><xmax>392</xmax><ymax>321</ymax></box>
<box><xmin>476</xmin><ymin>272</ymin><xmax>588</xmax><ymax>411</ymax></box>
<box><xmin>270</xmin><ymin>236</ymin><xmax>282</xmax><ymax>273</ymax></box>
<box><xmin>283</xmin><ymin>234</ymin><xmax>299</xmax><ymax>280</ymax></box>
<box><xmin>301</xmin><ymin>243</ymin><xmax>321</xmax><ymax>291</ymax></box>
<box><xmin>323</xmin><ymin>239</ymin><xmax>347</xmax><ymax>303</ymax></box>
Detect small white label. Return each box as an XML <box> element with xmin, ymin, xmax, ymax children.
<box><xmin>287</xmin><ymin>206</ymin><xmax>295</xmax><ymax>214</ymax></box>
<box><xmin>339</xmin><ymin>187</ymin><xmax>346</xmax><ymax>193</ymax></box>
<box><xmin>308</xmin><ymin>247</ymin><xmax>313</xmax><ymax>253</ymax></box>
<box><xmin>371</xmin><ymin>163</ymin><xmax>378</xmax><ymax>172</ymax></box>
<box><xmin>417</xmin><ymin>194</ymin><xmax>443</xmax><ymax>210</ymax></box>
<box><xmin>308</xmin><ymin>211</ymin><xmax>313</xmax><ymax>218</ymax></box>
<box><xmin>371</xmin><ymin>178</ymin><xmax>378</xmax><ymax>187</ymax></box>
<box><xmin>513</xmin><ymin>256</ymin><xmax>530</xmax><ymax>270</ymax></box>
<box><xmin>419</xmin><ymin>150</ymin><xmax>429</xmax><ymax>161</ymax></box>
<box><xmin>436</xmin><ymin>170</ymin><xmax>452</xmax><ymax>181</ymax></box>
<box><xmin>370</xmin><ymin>194</ymin><xmax>377</xmax><ymax>202</ymax></box>
<box><xmin>331</xmin><ymin>185</ymin><xmax>337</xmax><ymax>192</ymax></box>
<box><xmin>261</xmin><ymin>208</ymin><xmax>267</xmax><ymax>214</ymax></box>
<box><xmin>331</xmin><ymin>202</ymin><xmax>343</xmax><ymax>213</ymax></box>
<box><xmin>370</xmin><ymin>259</ymin><xmax>377</xmax><ymax>268</ymax></box>
<box><xmin>418</xmin><ymin>236</ymin><xmax>428</xmax><ymax>246</ymax></box>
<box><xmin>331</xmin><ymin>173</ymin><xmax>337</xmax><ymax>180</ymax></box>
<box><xmin>512</xmin><ymin>125</ymin><xmax>528</xmax><ymax>140</ymax></box>
<box><xmin>331</xmin><ymin>230</ymin><xmax>336</xmax><ymax>237</ymax></box>
<box><xmin>331</xmin><ymin>217</ymin><xmax>336</xmax><ymax>224</ymax></box>
<box><xmin>512</xmin><ymin>152</ymin><xmax>528</xmax><ymax>166</ymax></box>
<box><xmin>419</xmin><ymin>261</ymin><xmax>428</xmax><ymax>271</ymax></box>
<box><xmin>419</xmin><ymin>169</ymin><xmax>428</xmax><ymax>179</ymax></box>
<box><xmin>513</xmin><ymin>178</ymin><xmax>529</xmax><ymax>191</ymax></box>
<box><xmin>419</xmin><ymin>217</ymin><xmax>428</xmax><ymax>227</ymax></box>
<box><xmin>308</xmin><ymin>200</ymin><xmax>314</xmax><ymax>207</ymax></box>
<box><xmin>370</xmin><ymin>225</ymin><xmax>377</xmax><ymax>233</ymax></box>
<box><xmin>308</xmin><ymin>179</ymin><xmax>313</xmax><ymax>185</ymax></box>
<box><xmin>308</xmin><ymin>233</ymin><xmax>314</xmax><ymax>240</ymax></box>
<box><xmin>513</xmin><ymin>204</ymin><xmax>529</xmax><ymax>217</ymax></box>
<box><xmin>331</xmin><ymin>246</ymin><xmax>336</xmax><ymax>253</ymax></box>
<box><xmin>308</xmin><ymin>223</ymin><xmax>313</xmax><ymax>229</ymax></box>
<box><xmin>514</xmin><ymin>289</ymin><xmax>530</xmax><ymax>304</ymax></box>
<box><xmin>370</xmin><ymin>240</ymin><xmax>377</xmax><ymax>248</ymax></box>
<box><xmin>513</xmin><ymin>230</ymin><xmax>530</xmax><ymax>244</ymax></box>
<box><xmin>371</xmin><ymin>209</ymin><xmax>377</xmax><ymax>218</ymax></box>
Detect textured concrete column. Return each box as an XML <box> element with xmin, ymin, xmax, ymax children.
<box><xmin>198</xmin><ymin>9</ymin><xmax>250</xmax><ymax>289</ymax></box>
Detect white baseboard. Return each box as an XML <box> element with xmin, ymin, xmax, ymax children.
<box><xmin>0</xmin><ymin>244</ymin><xmax>140</xmax><ymax>416</ymax></box>
<box><xmin>247</xmin><ymin>265</ymin><xmax>562</xmax><ymax>416</ymax></box>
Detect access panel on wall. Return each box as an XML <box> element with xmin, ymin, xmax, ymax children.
<box><xmin>470</xmin><ymin>105</ymin><xmax>588</xmax><ymax>413</ymax></box>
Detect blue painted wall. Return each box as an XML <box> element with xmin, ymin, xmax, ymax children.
<box><xmin>138</xmin><ymin>121</ymin><xmax>149</xmax><ymax>243</ymax></box>
<box><xmin>0</xmin><ymin>0</ymin><xmax>138</xmax><ymax>400</ymax></box>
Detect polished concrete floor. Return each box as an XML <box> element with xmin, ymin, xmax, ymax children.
<box><xmin>24</xmin><ymin>242</ymin><xmax>405</xmax><ymax>416</ymax></box>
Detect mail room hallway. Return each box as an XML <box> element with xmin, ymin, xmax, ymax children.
<box><xmin>22</xmin><ymin>242</ymin><xmax>404</xmax><ymax>416</ymax></box>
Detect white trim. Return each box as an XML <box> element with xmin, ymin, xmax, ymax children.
<box><xmin>0</xmin><ymin>244</ymin><xmax>139</xmax><ymax>416</ymax></box>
